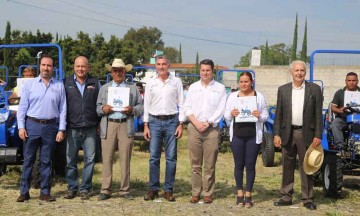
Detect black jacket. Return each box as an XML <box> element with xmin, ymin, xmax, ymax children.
<box><xmin>64</xmin><ymin>74</ymin><xmax>100</xmax><ymax>129</ymax></box>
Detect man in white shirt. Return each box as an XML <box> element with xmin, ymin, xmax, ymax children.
<box><xmin>183</xmin><ymin>59</ymin><xmax>226</xmax><ymax>204</ymax></box>
<box><xmin>143</xmin><ymin>55</ymin><xmax>185</xmax><ymax>202</ymax></box>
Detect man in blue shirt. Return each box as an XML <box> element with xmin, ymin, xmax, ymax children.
<box><xmin>63</xmin><ymin>56</ymin><xmax>100</xmax><ymax>200</ymax></box>
<box><xmin>16</xmin><ymin>54</ymin><xmax>67</xmax><ymax>202</ymax></box>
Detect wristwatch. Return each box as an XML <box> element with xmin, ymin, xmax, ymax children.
<box><xmin>58</xmin><ymin>130</ymin><xmax>66</xmax><ymax>133</ymax></box>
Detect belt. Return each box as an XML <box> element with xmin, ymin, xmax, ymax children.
<box><xmin>291</xmin><ymin>125</ymin><xmax>303</xmax><ymax>130</ymax></box>
<box><xmin>108</xmin><ymin>118</ymin><xmax>127</xmax><ymax>123</ymax></box>
<box><xmin>151</xmin><ymin>114</ymin><xmax>177</xmax><ymax>120</ymax></box>
<box><xmin>27</xmin><ymin>116</ymin><xmax>56</xmax><ymax>124</ymax></box>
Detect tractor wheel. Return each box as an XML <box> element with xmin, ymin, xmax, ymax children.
<box><xmin>262</xmin><ymin>132</ymin><xmax>275</xmax><ymax>167</ymax></box>
<box><xmin>0</xmin><ymin>165</ymin><xmax>7</xmax><ymax>176</ymax></box>
<box><xmin>322</xmin><ymin>152</ymin><xmax>343</xmax><ymax>198</ymax></box>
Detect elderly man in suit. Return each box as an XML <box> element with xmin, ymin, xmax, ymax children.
<box><xmin>96</xmin><ymin>58</ymin><xmax>143</xmax><ymax>201</ymax></box>
<box><xmin>273</xmin><ymin>60</ymin><xmax>323</xmax><ymax>210</ymax></box>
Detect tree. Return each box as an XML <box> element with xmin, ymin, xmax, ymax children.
<box><xmin>164</xmin><ymin>46</ymin><xmax>180</xmax><ymax>63</ymax></box>
<box><xmin>236</xmin><ymin>43</ymin><xmax>291</xmax><ymax>67</ymax></box>
<box><xmin>123</xmin><ymin>27</ymin><xmax>164</xmax><ymax>63</ymax></box>
<box><xmin>179</xmin><ymin>43</ymin><xmax>182</xmax><ymax>63</ymax></box>
<box><xmin>300</xmin><ymin>18</ymin><xmax>308</xmax><ymax>62</ymax></box>
<box><xmin>291</xmin><ymin>13</ymin><xmax>298</xmax><ymax>61</ymax></box>
<box><xmin>262</xmin><ymin>40</ymin><xmax>270</xmax><ymax>65</ymax></box>
<box><xmin>195</xmin><ymin>52</ymin><xmax>199</xmax><ymax>74</ymax></box>
<box><xmin>3</xmin><ymin>21</ymin><xmax>11</xmax><ymax>68</ymax></box>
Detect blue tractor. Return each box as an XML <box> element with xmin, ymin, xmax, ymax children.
<box><xmin>311</xmin><ymin>49</ymin><xmax>360</xmax><ymax>198</ymax></box>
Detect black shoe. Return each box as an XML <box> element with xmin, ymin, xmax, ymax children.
<box><xmin>64</xmin><ymin>191</ymin><xmax>77</xmax><ymax>199</ymax></box>
<box><xmin>274</xmin><ymin>199</ymin><xmax>292</xmax><ymax>206</ymax></box>
<box><xmin>304</xmin><ymin>202</ymin><xmax>317</xmax><ymax>210</ymax></box>
<box><xmin>120</xmin><ymin>193</ymin><xmax>134</xmax><ymax>200</ymax></box>
<box><xmin>98</xmin><ymin>193</ymin><xmax>111</xmax><ymax>201</ymax></box>
<box><xmin>80</xmin><ymin>192</ymin><xmax>90</xmax><ymax>200</ymax></box>
<box><xmin>16</xmin><ymin>193</ymin><xmax>30</xmax><ymax>202</ymax></box>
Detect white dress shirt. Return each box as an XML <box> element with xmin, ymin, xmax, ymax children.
<box><xmin>144</xmin><ymin>73</ymin><xmax>185</xmax><ymax>122</ymax></box>
<box><xmin>292</xmin><ymin>82</ymin><xmax>305</xmax><ymax>126</ymax></box>
<box><xmin>183</xmin><ymin>79</ymin><xmax>226</xmax><ymax>125</ymax></box>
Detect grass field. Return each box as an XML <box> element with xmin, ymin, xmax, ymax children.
<box><xmin>1</xmin><ymin>131</ymin><xmax>360</xmax><ymax>216</ymax></box>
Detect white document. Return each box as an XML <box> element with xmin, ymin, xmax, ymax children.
<box><xmin>234</xmin><ymin>96</ymin><xmax>258</xmax><ymax>123</ymax></box>
<box><xmin>107</xmin><ymin>87</ymin><xmax>130</xmax><ymax>111</ymax></box>
<box><xmin>344</xmin><ymin>91</ymin><xmax>360</xmax><ymax>107</ymax></box>
<box><xmin>17</xmin><ymin>78</ymin><xmax>34</xmax><ymax>97</ymax></box>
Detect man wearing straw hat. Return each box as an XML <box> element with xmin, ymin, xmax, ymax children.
<box><xmin>96</xmin><ymin>58</ymin><xmax>143</xmax><ymax>201</ymax></box>
<box><xmin>273</xmin><ymin>60</ymin><xmax>323</xmax><ymax>210</ymax></box>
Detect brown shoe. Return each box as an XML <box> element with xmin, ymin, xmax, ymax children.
<box><xmin>190</xmin><ymin>196</ymin><xmax>199</xmax><ymax>204</ymax></box>
<box><xmin>39</xmin><ymin>194</ymin><xmax>56</xmax><ymax>202</ymax></box>
<box><xmin>163</xmin><ymin>191</ymin><xmax>176</xmax><ymax>202</ymax></box>
<box><xmin>144</xmin><ymin>190</ymin><xmax>159</xmax><ymax>201</ymax></box>
<box><xmin>203</xmin><ymin>196</ymin><xmax>213</xmax><ymax>204</ymax></box>
<box><xmin>80</xmin><ymin>192</ymin><xmax>90</xmax><ymax>200</ymax></box>
<box><xmin>64</xmin><ymin>191</ymin><xmax>77</xmax><ymax>199</ymax></box>
<box><xmin>16</xmin><ymin>193</ymin><xmax>30</xmax><ymax>202</ymax></box>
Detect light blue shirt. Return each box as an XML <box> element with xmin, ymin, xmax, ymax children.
<box><xmin>108</xmin><ymin>81</ymin><xmax>127</xmax><ymax>120</ymax></box>
<box><xmin>17</xmin><ymin>76</ymin><xmax>67</xmax><ymax>130</ymax></box>
<box><xmin>74</xmin><ymin>74</ymin><xmax>86</xmax><ymax>96</ymax></box>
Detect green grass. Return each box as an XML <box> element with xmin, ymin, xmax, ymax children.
<box><xmin>1</xmin><ymin>131</ymin><xmax>360</xmax><ymax>215</ymax></box>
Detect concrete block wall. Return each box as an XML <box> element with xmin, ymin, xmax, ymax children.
<box><xmin>223</xmin><ymin>66</ymin><xmax>360</xmax><ymax>108</ymax></box>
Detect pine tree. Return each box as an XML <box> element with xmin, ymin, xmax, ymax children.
<box><xmin>263</xmin><ymin>40</ymin><xmax>269</xmax><ymax>65</ymax></box>
<box><xmin>300</xmin><ymin>18</ymin><xmax>308</xmax><ymax>62</ymax></box>
<box><xmin>4</xmin><ymin>21</ymin><xmax>11</xmax><ymax>67</ymax></box>
<box><xmin>179</xmin><ymin>43</ymin><xmax>182</xmax><ymax>63</ymax></box>
<box><xmin>291</xmin><ymin>13</ymin><xmax>298</xmax><ymax>61</ymax></box>
<box><xmin>195</xmin><ymin>52</ymin><xmax>199</xmax><ymax>74</ymax></box>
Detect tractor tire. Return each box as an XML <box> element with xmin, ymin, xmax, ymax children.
<box><xmin>0</xmin><ymin>165</ymin><xmax>7</xmax><ymax>176</ymax></box>
<box><xmin>31</xmin><ymin>149</ymin><xmax>41</xmax><ymax>189</ymax></box>
<box><xmin>261</xmin><ymin>132</ymin><xmax>275</xmax><ymax>167</ymax></box>
<box><xmin>322</xmin><ymin>152</ymin><xmax>343</xmax><ymax>198</ymax></box>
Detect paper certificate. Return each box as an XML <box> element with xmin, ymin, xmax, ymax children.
<box><xmin>234</xmin><ymin>96</ymin><xmax>258</xmax><ymax>123</ymax></box>
<box><xmin>17</xmin><ymin>78</ymin><xmax>34</xmax><ymax>97</ymax></box>
<box><xmin>344</xmin><ymin>91</ymin><xmax>360</xmax><ymax>107</ymax></box>
<box><xmin>107</xmin><ymin>87</ymin><xmax>130</xmax><ymax>111</ymax></box>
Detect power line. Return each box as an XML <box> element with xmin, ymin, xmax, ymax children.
<box><xmin>6</xmin><ymin>0</ymin><xmax>253</xmax><ymax>47</ymax></box>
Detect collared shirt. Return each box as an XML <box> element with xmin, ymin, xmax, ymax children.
<box><xmin>144</xmin><ymin>73</ymin><xmax>185</xmax><ymax>122</ymax></box>
<box><xmin>292</xmin><ymin>81</ymin><xmax>305</xmax><ymax>126</ymax></box>
<box><xmin>184</xmin><ymin>79</ymin><xmax>226</xmax><ymax>125</ymax></box>
<box><xmin>74</xmin><ymin>74</ymin><xmax>87</xmax><ymax>96</ymax></box>
<box><xmin>108</xmin><ymin>81</ymin><xmax>127</xmax><ymax>120</ymax></box>
<box><xmin>17</xmin><ymin>76</ymin><xmax>67</xmax><ymax>130</ymax></box>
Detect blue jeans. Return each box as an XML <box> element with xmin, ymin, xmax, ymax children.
<box><xmin>148</xmin><ymin>115</ymin><xmax>178</xmax><ymax>192</ymax></box>
<box><xmin>230</xmin><ymin>135</ymin><xmax>259</xmax><ymax>192</ymax></box>
<box><xmin>330</xmin><ymin>117</ymin><xmax>347</xmax><ymax>146</ymax></box>
<box><xmin>65</xmin><ymin>127</ymin><xmax>96</xmax><ymax>193</ymax></box>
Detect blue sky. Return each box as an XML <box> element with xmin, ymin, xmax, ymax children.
<box><xmin>1</xmin><ymin>0</ymin><xmax>360</xmax><ymax>68</ymax></box>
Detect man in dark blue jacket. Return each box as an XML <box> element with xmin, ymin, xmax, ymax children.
<box><xmin>63</xmin><ymin>56</ymin><xmax>100</xmax><ymax>200</ymax></box>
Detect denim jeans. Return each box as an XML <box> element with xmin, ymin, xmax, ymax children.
<box><xmin>330</xmin><ymin>117</ymin><xmax>347</xmax><ymax>145</ymax></box>
<box><xmin>65</xmin><ymin>127</ymin><xmax>97</xmax><ymax>193</ymax></box>
<box><xmin>148</xmin><ymin>115</ymin><xmax>178</xmax><ymax>192</ymax></box>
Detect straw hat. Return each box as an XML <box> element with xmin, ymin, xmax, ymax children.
<box><xmin>303</xmin><ymin>144</ymin><xmax>324</xmax><ymax>175</ymax></box>
<box><xmin>105</xmin><ymin>58</ymin><xmax>133</xmax><ymax>72</ymax></box>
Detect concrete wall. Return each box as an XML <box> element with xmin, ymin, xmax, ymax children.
<box><xmin>222</xmin><ymin>66</ymin><xmax>360</xmax><ymax>108</ymax></box>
